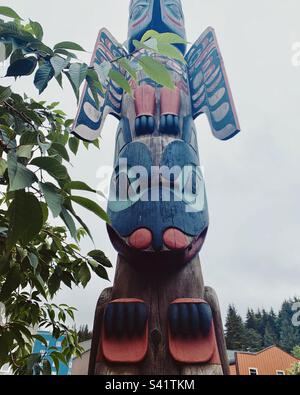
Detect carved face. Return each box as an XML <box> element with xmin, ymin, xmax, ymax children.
<box><xmin>128</xmin><ymin>0</ymin><xmax>186</xmax><ymax>54</ymax></box>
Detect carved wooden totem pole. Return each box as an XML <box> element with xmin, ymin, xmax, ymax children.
<box><xmin>73</xmin><ymin>0</ymin><xmax>240</xmax><ymax>375</ymax></box>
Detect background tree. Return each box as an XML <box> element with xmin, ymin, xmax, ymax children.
<box><xmin>225</xmin><ymin>305</ymin><xmax>246</xmax><ymax>350</ymax></box>
<box><xmin>77</xmin><ymin>324</ymin><xmax>92</xmax><ymax>343</ymax></box>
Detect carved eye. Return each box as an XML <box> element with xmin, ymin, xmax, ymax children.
<box><xmin>131</xmin><ymin>4</ymin><xmax>147</xmax><ymax>20</ymax></box>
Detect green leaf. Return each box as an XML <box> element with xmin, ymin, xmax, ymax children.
<box><xmin>89</xmin><ymin>262</ymin><xmax>109</xmax><ymax>281</ymax></box>
<box><xmin>7</xmin><ymin>152</ymin><xmax>38</xmax><ymax>191</ymax></box>
<box><xmin>79</xmin><ymin>263</ymin><xmax>91</xmax><ymax>287</ymax></box>
<box><xmin>53</xmin><ymin>48</ymin><xmax>77</xmax><ymax>59</ymax></box>
<box><xmin>29</xmin><ymin>20</ymin><xmax>43</xmax><ymax>40</ymax></box>
<box><xmin>109</xmin><ymin>69</ymin><xmax>132</xmax><ymax>95</ymax></box>
<box><xmin>88</xmin><ymin>250</ymin><xmax>112</xmax><ymax>268</ymax></box>
<box><xmin>54</xmin><ymin>41</ymin><xmax>86</xmax><ymax>52</ymax></box>
<box><xmin>68</xmin><ymin>63</ymin><xmax>88</xmax><ymax>90</ymax></box>
<box><xmin>0</xmin><ymin>265</ymin><xmax>22</xmax><ymax>300</ymax></box>
<box><xmin>157</xmin><ymin>42</ymin><xmax>185</xmax><ymax>63</ymax></box>
<box><xmin>0</xmin><ymin>158</ymin><xmax>7</xmax><ymax>176</ymax></box>
<box><xmin>50</xmin><ymin>142</ymin><xmax>70</xmax><ymax>162</ymax></box>
<box><xmin>68</xmin><ymin>137</ymin><xmax>79</xmax><ymax>155</ymax></box>
<box><xmin>32</xmin><ymin>335</ymin><xmax>48</xmax><ymax>348</ymax></box>
<box><xmin>50</xmin><ymin>354</ymin><xmax>60</xmax><ymax>375</ymax></box>
<box><xmin>40</xmin><ymin>201</ymin><xmax>49</xmax><ymax>224</ymax></box>
<box><xmin>7</xmin><ymin>191</ymin><xmax>43</xmax><ymax>250</ymax></box>
<box><xmin>60</xmin><ymin>207</ymin><xmax>77</xmax><ymax>239</ymax></box>
<box><xmin>118</xmin><ymin>58</ymin><xmax>137</xmax><ymax>80</ymax></box>
<box><xmin>158</xmin><ymin>32</ymin><xmax>188</xmax><ymax>45</ymax></box>
<box><xmin>6</xmin><ymin>57</ymin><xmax>37</xmax><ymax>77</ymax></box>
<box><xmin>16</xmin><ymin>145</ymin><xmax>33</xmax><ymax>159</ymax></box>
<box><xmin>28</xmin><ymin>252</ymin><xmax>38</xmax><ymax>273</ymax></box>
<box><xmin>39</xmin><ymin>182</ymin><xmax>63</xmax><ymax>218</ymax></box>
<box><xmin>0</xmin><ymin>6</ymin><xmax>23</xmax><ymax>20</ymax></box>
<box><xmin>69</xmin><ymin>196</ymin><xmax>110</xmax><ymax>223</ymax></box>
<box><xmin>141</xmin><ymin>30</ymin><xmax>160</xmax><ymax>43</ymax></box>
<box><xmin>0</xmin><ymin>85</ymin><xmax>12</xmax><ymax>103</ymax></box>
<box><xmin>138</xmin><ymin>56</ymin><xmax>175</xmax><ymax>89</ymax></box>
<box><xmin>34</xmin><ymin>62</ymin><xmax>55</xmax><ymax>94</ymax></box>
<box><xmin>64</xmin><ymin>181</ymin><xmax>96</xmax><ymax>194</ymax></box>
<box><xmin>30</xmin><ymin>157</ymin><xmax>68</xmax><ymax>180</ymax></box>
<box><xmin>48</xmin><ymin>273</ymin><xmax>60</xmax><ymax>296</ymax></box>
<box><xmin>50</xmin><ymin>56</ymin><xmax>69</xmax><ymax>77</ymax></box>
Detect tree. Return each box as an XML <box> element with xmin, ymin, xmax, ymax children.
<box><xmin>263</xmin><ymin>322</ymin><xmax>278</xmax><ymax>348</ymax></box>
<box><xmin>292</xmin><ymin>345</ymin><xmax>300</xmax><ymax>359</ymax></box>
<box><xmin>0</xmin><ymin>5</ymin><xmax>187</xmax><ymax>375</ymax></box>
<box><xmin>286</xmin><ymin>362</ymin><xmax>300</xmax><ymax>376</ymax></box>
<box><xmin>225</xmin><ymin>305</ymin><xmax>246</xmax><ymax>350</ymax></box>
<box><xmin>77</xmin><ymin>324</ymin><xmax>92</xmax><ymax>343</ymax></box>
<box><xmin>245</xmin><ymin>308</ymin><xmax>260</xmax><ymax>332</ymax></box>
<box><xmin>278</xmin><ymin>300</ymin><xmax>300</xmax><ymax>353</ymax></box>
<box><xmin>244</xmin><ymin>328</ymin><xmax>263</xmax><ymax>352</ymax></box>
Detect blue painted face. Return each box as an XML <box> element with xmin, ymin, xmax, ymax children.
<box><xmin>128</xmin><ymin>0</ymin><xmax>187</xmax><ymax>54</ymax></box>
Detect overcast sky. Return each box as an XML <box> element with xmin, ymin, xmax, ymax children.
<box><xmin>2</xmin><ymin>0</ymin><xmax>300</xmax><ymax>328</ymax></box>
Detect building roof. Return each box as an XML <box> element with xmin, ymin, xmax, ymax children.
<box><xmin>233</xmin><ymin>345</ymin><xmax>299</xmax><ymax>375</ymax></box>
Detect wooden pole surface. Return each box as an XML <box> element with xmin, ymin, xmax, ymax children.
<box><xmin>89</xmin><ymin>255</ymin><xmax>229</xmax><ymax>375</ymax></box>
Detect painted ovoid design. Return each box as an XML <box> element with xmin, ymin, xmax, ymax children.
<box><xmin>73</xmin><ymin>0</ymin><xmax>240</xmax><ymax>366</ymax></box>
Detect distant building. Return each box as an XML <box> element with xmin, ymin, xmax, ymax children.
<box><xmin>32</xmin><ymin>331</ymin><xmax>71</xmax><ymax>375</ymax></box>
<box><xmin>229</xmin><ymin>345</ymin><xmax>299</xmax><ymax>375</ymax></box>
<box><xmin>71</xmin><ymin>340</ymin><xmax>92</xmax><ymax>375</ymax></box>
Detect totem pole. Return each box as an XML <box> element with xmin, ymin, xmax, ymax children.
<box><xmin>73</xmin><ymin>0</ymin><xmax>240</xmax><ymax>375</ymax></box>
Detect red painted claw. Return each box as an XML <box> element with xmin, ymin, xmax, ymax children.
<box><xmin>129</xmin><ymin>228</ymin><xmax>152</xmax><ymax>250</ymax></box>
<box><xmin>163</xmin><ymin>228</ymin><xmax>189</xmax><ymax>250</ymax></box>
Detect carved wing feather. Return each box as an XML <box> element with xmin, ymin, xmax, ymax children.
<box><xmin>72</xmin><ymin>28</ymin><xmax>127</xmax><ymax>142</ymax></box>
<box><xmin>186</xmin><ymin>27</ymin><xmax>240</xmax><ymax>141</ymax></box>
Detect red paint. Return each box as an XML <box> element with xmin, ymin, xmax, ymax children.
<box><xmin>134</xmin><ymin>85</ymin><xmax>156</xmax><ymax>117</ymax></box>
<box><xmin>132</xmin><ymin>11</ymin><xmax>149</xmax><ymax>28</ymax></box>
<box><xmin>168</xmin><ymin>298</ymin><xmax>221</xmax><ymax>365</ymax></box>
<box><xmin>101</xmin><ymin>299</ymin><xmax>149</xmax><ymax>364</ymax></box>
<box><xmin>163</xmin><ymin>228</ymin><xmax>188</xmax><ymax>250</ymax></box>
<box><xmin>129</xmin><ymin>228</ymin><xmax>152</xmax><ymax>250</ymax></box>
<box><xmin>160</xmin><ymin>87</ymin><xmax>180</xmax><ymax>116</ymax></box>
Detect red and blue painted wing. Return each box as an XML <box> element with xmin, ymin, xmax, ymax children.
<box><xmin>186</xmin><ymin>27</ymin><xmax>240</xmax><ymax>141</ymax></box>
<box><xmin>72</xmin><ymin>29</ymin><xmax>127</xmax><ymax>142</ymax></box>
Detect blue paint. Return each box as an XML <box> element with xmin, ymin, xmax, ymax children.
<box><xmin>32</xmin><ymin>331</ymin><xmax>70</xmax><ymax>375</ymax></box>
<box><xmin>186</xmin><ymin>27</ymin><xmax>240</xmax><ymax>141</ymax></box>
<box><xmin>128</xmin><ymin>0</ymin><xmax>187</xmax><ymax>54</ymax></box>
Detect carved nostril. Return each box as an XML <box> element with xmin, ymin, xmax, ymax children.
<box><xmin>129</xmin><ymin>228</ymin><xmax>152</xmax><ymax>250</ymax></box>
<box><xmin>163</xmin><ymin>228</ymin><xmax>188</xmax><ymax>250</ymax></box>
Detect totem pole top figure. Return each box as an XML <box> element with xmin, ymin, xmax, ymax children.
<box><xmin>73</xmin><ymin>0</ymin><xmax>240</xmax><ymax>269</ymax></box>
<box><xmin>128</xmin><ymin>0</ymin><xmax>187</xmax><ymax>54</ymax></box>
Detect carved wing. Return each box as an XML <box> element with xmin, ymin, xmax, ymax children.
<box><xmin>185</xmin><ymin>27</ymin><xmax>240</xmax><ymax>141</ymax></box>
<box><xmin>72</xmin><ymin>28</ymin><xmax>127</xmax><ymax>142</ymax></box>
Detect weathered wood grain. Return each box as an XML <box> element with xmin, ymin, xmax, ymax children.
<box><xmin>90</xmin><ymin>255</ymin><xmax>228</xmax><ymax>376</ymax></box>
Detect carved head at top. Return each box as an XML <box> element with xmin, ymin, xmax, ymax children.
<box><xmin>128</xmin><ymin>0</ymin><xmax>187</xmax><ymax>54</ymax></box>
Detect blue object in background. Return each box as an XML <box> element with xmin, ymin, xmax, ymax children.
<box><xmin>32</xmin><ymin>331</ymin><xmax>71</xmax><ymax>375</ymax></box>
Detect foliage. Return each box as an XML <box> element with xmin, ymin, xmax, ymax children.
<box><xmin>292</xmin><ymin>345</ymin><xmax>300</xmax><ymax>359</ymax></box>
<box><xmin>0</xmin><ymin>5</ymin><xmax>187</xmax><ymax>375</ymax></box>
<box><xmin>286</xmin><ymin>362</ymin><xmax>300</xmax><ymax>376</ymax></box>
<box><xmin>77</xmin><ymin>324</ymin><xmax>92</xmax><ymax>343</ymax></box>
<box><xmin>0</xmin><ymin>89</ymin><xmax>112</xmax><ymax>374</ymax></box>
<box><xmin>0</xmin><ymin>9</ymin><xmax>186</xmax><ymax>99</ymax></box>
<box><xmin>225</xmin><ymin>298</ymin><xmax>300</xmax><ymax>354</ymax></box>
<box><xmin>225</xmin><ymin>305</ymin><xmax>246</xmax><ymax>350</ymax></box>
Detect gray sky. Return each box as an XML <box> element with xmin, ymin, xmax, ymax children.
<box><xmin>2</xmin><ymin>0</ymin><xmax>300</xmax><ymax>328</ymax></box>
